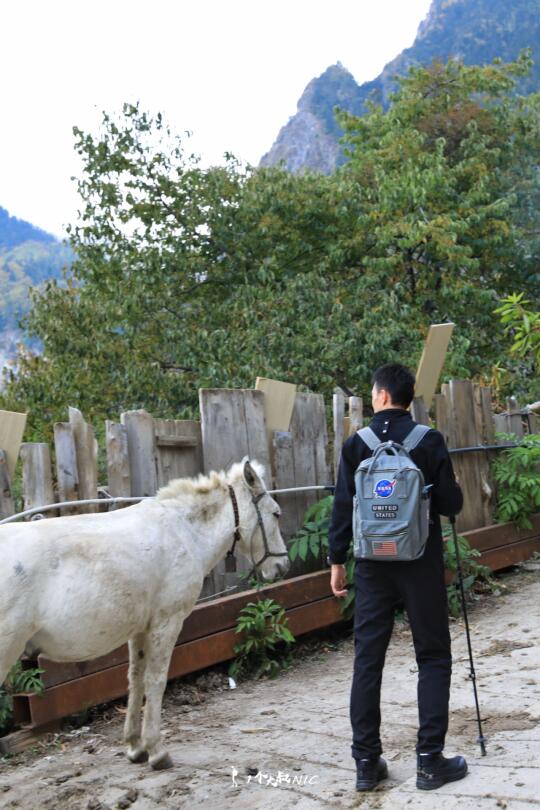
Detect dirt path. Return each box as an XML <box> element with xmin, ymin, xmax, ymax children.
<box><xmin>1</xmin><ymin>566</ymin><xmax>540</xmax><ymax>809</ymax></box>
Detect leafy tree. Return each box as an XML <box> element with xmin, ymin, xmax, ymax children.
<box><xmin>3</xmin><ymin>55</ymin><xmax>540</xmax><ymax>439</ymax></box>
<box><xmin>336</xmin><ymin>51</ymin><xmax>540</xmax><ymax>380</ymax></box>
<box><xmin>495</xmin><ymin>292</ymin><xmax>540</xmax><ymax>401</ymax></box>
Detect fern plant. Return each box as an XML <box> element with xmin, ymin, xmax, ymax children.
<box><xmin>288</xmin><ymin>495</ymin><xmax>333</xmax><ymax>566</ymax></box>
<box><xmin>228</xmin><ymin>598</ymin><xmax>295</xmax><ymax>681</ymax></box>
<box><xmin>0</xmin><ymin>660</ymin><xmax>44</xmax><ymax>734</ymax></box>
<box><xmin>288</xmin><ymin>495</ymin><xmax>356</xmax><ymax>620</ymax></box>
<box><xmin>492</xmin><ymin>432</ymin><xmax>540</xmax><ymax>529</ymax></box>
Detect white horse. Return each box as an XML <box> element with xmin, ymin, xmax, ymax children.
<box><xmin>0</xmin><ymin>458</ymin><xmax>289</xmax><ymax>769</ymax></box>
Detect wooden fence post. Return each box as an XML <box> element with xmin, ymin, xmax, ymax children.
<box><xmin>0</xmin><ymin>448</ymin><xmax>15</xmax><ymax>518</ymax></box>
<box><xmin>121</xmin><ymin>410</ymin><xmax>158</xmax><ymax>497</ymax></box>
<box><xmin>105</xmin><ymin>421</ymin><xmax>131</xmax><ymax>498</ymax></box>
<box><xmin>53</xmin><ymin>423</ymin><xmax>79</xmax><ymax>513</ymax></box>
<box><xmin>272</xmin><ymin>430</ymin><xmax>297</xmax><ymax>541</ymax></box>
<box><xmin>20</xmin><ymin>443</ymin><xmax>55</xmax><ymax>514</ymax></box>
<box><xmin>332</xmin><ymin>391</ymin><xmax>345</xmax><ymax>480</ymax></box>
<box><xmin>69</xmin><ymin>407</ymin><xmax>98</xmax><ymax>512</ymax></box>
<box><xmin>411</xmin><ymin>396</ymin><xmax>430</xmax><ymax>425</ymax></box>
<box><xmin>348</xmin><ymin>396</ymin><xmax>363</xmax><ymax>435</ymax></box>
<box><xmin>448</xmin><ymin>380</ymin><xmax>491</xmax><ymax>532</ymax></box>
<box><xmin>199</xmin><ymin>388</ymin><xmax>270</xmax><ymax>596</ymax></box>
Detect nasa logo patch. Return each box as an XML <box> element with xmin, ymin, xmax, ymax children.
<box><xmin>374</xmin><ymin>479</ymin><xmax>396</xmax><ymax>499</ymax></box>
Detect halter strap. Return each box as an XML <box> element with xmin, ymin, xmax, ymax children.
<box><xmin>226</xmin><ymin>485</ymin><xmax>242</xmax><ymax>572</ymax></box>
<box><xmin>226</xmin><ymin>484</ymin><xmax>287</xmax><ymax>579</ymax></box>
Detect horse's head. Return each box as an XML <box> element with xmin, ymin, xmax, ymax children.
<box><xmin>230</xmin><ymin>458</ymin><xmax>290</xmax><ymax>582</ymax></box>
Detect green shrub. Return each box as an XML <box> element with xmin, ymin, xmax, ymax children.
<box><xmin>288</xmin><ymin>495</ymin><xmax>356</xmax><ymax>619</ymax></box>
<box><xmin>492</xmin><ymin>433</ymin><xmax>540</xmax><ymax>529</ymax></box>
<box><xmin>0</xmin><ymin>661</ymin><xmax>44</xmax><ymax>735</ymax></box>
<box><xmin>228</xmin><ymin>598</ymin><xmax>295</xmax><ymax>681</ymax></box>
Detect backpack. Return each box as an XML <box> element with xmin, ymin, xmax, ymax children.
<box><xmin>352</xmin><ymin>424</ymin><xmax>433</xmax><ymax>562</ymax></box>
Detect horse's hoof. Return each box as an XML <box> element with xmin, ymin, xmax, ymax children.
<box><xmin>128</xmin><ymin>749</ymin><xmax>149</xmax><ymax>764</ymax></box>
<box><xmin>150</xmin><ymin>752</ymin><xmax>174</xmax><ymax>771</ymax></box>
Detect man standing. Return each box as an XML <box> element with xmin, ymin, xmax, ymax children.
<box><xmin>327</xmin><ymin>363</ymin><xmax>467</xmax><ymax>792</ymax></box>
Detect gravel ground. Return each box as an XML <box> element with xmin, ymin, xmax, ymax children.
<box><xmin>1</xmin><ymin>564</ymin><xmax>539</xmax><ymax>809</ymax></box>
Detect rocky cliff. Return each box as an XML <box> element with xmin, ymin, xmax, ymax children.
<box><xmin>260</xmin><ymin>0</ymin><xmax>540</xmax><ymax>172</ymax></box>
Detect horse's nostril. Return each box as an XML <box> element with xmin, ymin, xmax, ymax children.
<box><xmin>278</xmin><ymin>558</ymin><xmax>290</xmax><ymax>577</ymax></box>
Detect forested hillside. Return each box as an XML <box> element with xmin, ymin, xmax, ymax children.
<box><xmin>0</xmin><ymin>207</ymin><xmax>72</xmax><ymax>365</ymax></box>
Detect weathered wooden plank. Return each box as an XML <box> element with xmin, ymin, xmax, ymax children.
<box><xmin>0</xmin><ymin>448</ymin><xmax>15</xmax><ymax>518</ymax></box>
<box><xmin>121</xmin><ymin>409</ymin><xmax>157</xmax><ymax>497</ymax></box>
<box><xmin>493</xmin><ymin>412</ymin><xmax>513</xmax><ymax>443</ymax></box>
<box><xmin>243</xmin><ymin>390</ymin><xmax>272</xmax><ymax>476</ymax></box>
<box><xmin>0</xmin><ymin>409</ymin><xmax>27</xmax><ymax>479</ymax></box>
<box><xmin>199</xmin><ymin>389</ymin><xmax>270</xmax><ymax>595</ymax></box>
<box><xmin>53</xmin><ymin>423</ymin><xmax>79</xmax><ymax>513</ymax></box>
<box><xmin>154</xmin><ymin>419</ymin><xmax>203</xmax><ymax>489</ymax></box>
<box><xmin>462</xmin><ymin>513</ymin><xmax>540</xmax><ymax>553</ymax></box>
<box><xmin>105</xmin><ymin>421</ymin><xmax>131</xmax><ymax>498</ymax></box>
<box><xmin>332</xmin><ymin>391</ymin><xmax>345</xmax><ymax>480</ymax></box>
<box><xmin>478</xmin><ymin>536</ymin><xmax>540</xmax><ymax>572</ymax></box>
<box><xmin>20</xmin><ymin>443</ymin><xmax>55</xmax><ymax>514</ymax></box>
<box><xmin>472</xmin><ymin>384</ymin><xmax>495</xmax><ymax>526</ymax></box>
<box><xmin>255</xmin><ymin>377</ymin><xmax>297</xmax><ymax>448</ymax></box>
<box><xmin>272</xmin><ymin>430</ymin><xmax>298</xmax><ymax>540</ymax></box>
<box><xmin>506</xmin><ymin>396</ymin><xmax>524</xmax><ymax>438</ymax></box>
<box><xmin>410</xmin><ymin>396</ymin><xmax>430</xmax><ymax>426</ymax></box>
<box><xmin>438</xmin><ymin>383</ymin><xmax>457</xmax><ymax>448</ymax></box>
<box><xmin>286</xmin><ymin>393</ymin><xmax>332</xmax><ymax>552</ymax></box>
<box><xmin>349</xmin><ymin>396</ymin><xmax>363</xmax><ymax>434</ymax></box>
<box><xmin>69</xmin><ymin>407</ymin><xmax>98</xmax><ymax>513</ymax></box>
<box><xmin>199</xmin><ymin>389</ymin><xmax>270</xmax><ymax>477</ymax></box>
<box><xmin>415</xmin><ymin>323</ymin><xmax>455</xmax><ymax>410</ymax></box>
<box><xmin>156</xmin><ymin>435</ymin><xmax>198</xmax><ymax>447</ymax></box>
<box><xmin>0</xmin><ymin>721</ymin><xmax>60</xmax><ymax>756</ymax></box>
<box><xmin>448</xmin><ymin>380</ymin><xmax>485</xmax><ymax>532</ymax></box>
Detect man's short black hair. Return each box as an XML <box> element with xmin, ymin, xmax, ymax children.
<box><xmin>372</xmin><ymin>363</ymin><xmax>416</xmax><ymax>408</ymax></box>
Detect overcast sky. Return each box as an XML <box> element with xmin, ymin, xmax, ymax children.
<box><xmin>0</xmin><ymin>0</ymin><xmax>432</xmax><ymax>237</ymax></box>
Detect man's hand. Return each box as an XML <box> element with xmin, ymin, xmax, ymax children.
<box><xmin>330</xmin><ymin>564</ymin><xmax>348</xmax><ymax>598</ymax></box>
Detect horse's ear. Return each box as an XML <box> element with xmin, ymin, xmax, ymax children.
<box><xmin>243</xmin><ymin>459</ymin><xmax>264</xmax><ymax>493</ymax></box>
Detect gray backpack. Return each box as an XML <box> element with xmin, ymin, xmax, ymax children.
<box><xmin>352</xmin><ymin>424</ymin><xmax>433</xmax><ymax>561</ymax></box>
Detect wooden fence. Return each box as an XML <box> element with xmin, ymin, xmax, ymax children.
<box><xmin>1</xmin><ymin>381</ymin><xmax>539</xmax><ymax>597</ymax></box>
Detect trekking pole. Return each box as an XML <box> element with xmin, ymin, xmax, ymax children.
<box><xmin>449</xmin><ymin>515</ymin><xmax>487</xmax><ymax>756</ymax></box>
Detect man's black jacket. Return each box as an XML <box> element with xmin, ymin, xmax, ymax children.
<box><xmin>327</xmin><ymin>407</ymin><xmax>464</xmax><ymax>564</ymax></box>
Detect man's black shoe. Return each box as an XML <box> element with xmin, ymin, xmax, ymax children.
<box><xmin>355</xmin><ymin>756</ymin><xmax>388</xmax><ymax>791</ymax></box>
<box><xmin>416</xmin><ymin>752</ymin><xmax>468</xmax><ymax>790</ymax></box>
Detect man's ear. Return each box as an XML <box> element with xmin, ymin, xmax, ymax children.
<box><xmin>242</xmin><ymin>459</ymin><xmax>265</xmax><ymax>494</ymax></box>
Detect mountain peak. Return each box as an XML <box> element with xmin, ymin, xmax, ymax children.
<box><xmin>260</xmin><ymin>0</ymin><xmax>540</xmax><ymax>173</ymax></box>
<box><xmin>0</xmin><ymin>206</ymin><xmax>56</xmax><ymax>250</ymax></box>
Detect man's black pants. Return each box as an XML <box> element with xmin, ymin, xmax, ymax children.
<box><xmin>350</xmin><ymin>535</ymin><xmax>452</xmax><ymax>760</ymax></box>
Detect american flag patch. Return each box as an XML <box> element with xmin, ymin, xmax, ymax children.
<box><xmin>372</xmin><ymin>540</ymin><xmax>398</xmax><ymax>556</ymax></box>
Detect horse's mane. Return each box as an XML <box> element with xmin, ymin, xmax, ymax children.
<box><xmin>156</xmin><ymin>459</ymin><xmax>266</xmax><ymax>501</ymax></box>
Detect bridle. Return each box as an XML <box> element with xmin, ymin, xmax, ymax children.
<box><xmin>226</xmin><ymin>484</ymin><xmax>288</xmax><ymax>579</ymax></box>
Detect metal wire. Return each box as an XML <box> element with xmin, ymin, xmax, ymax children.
<box><xmin>0</xmin><ymin>441</ymin><xmax>524</xmax><ymax>526</ymax></box>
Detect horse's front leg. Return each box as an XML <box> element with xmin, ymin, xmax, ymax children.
<box><xmin>141</xmin><ymin>615</ymin><xmax>185</xmax><ymax>770</ymax></box>
<box><xmin>124</xmin><ymin>632</ymin><xmax>148</xmax><ymax>763</ymax></box>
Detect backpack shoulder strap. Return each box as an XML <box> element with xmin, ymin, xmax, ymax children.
<box><xmin>402</xmin><ymin>424</ymin><xmax>432</xmax><ymax>452</ymax></box>
<box><xmin>357</xmin><ymin>427</ymin><xmax>382</xmax><ymax>451</ymax></box>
